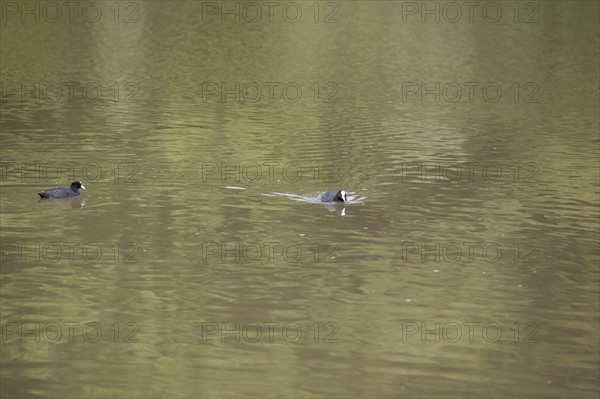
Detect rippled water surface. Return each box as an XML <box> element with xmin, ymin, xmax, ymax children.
<box><xmin>1</xmin><ymin>1</ymin><xmax>599</xmax><ymax>398</ymax></box>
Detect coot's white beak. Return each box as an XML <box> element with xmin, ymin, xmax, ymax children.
<box><xmin>340</xmin><ymin>190</ymin><xmax>346</xmax><ymax>202</ymax></box>
<box><xmin>81</xmin><ymin>185</ymin><xmax>86</xmax><ymax>190</ymax></box>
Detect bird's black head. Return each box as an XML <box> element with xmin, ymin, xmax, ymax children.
<box><xmin>70</xmin><ymin>181</ymin><xmax>86</xmax><ymax>191</ymax></box>
<box><xmin>335</xmin><ymin>190</ymin><xmax>347</xmax><ymax>202</ymax></box>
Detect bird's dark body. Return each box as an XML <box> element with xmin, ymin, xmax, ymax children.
<box><xmin>38</xmin><ymin>181</ymin><xmax>85</xmax><ymax>198</ymax></box>
<box><xmin>321</xmin><ymin>190</ymin><xmax>347</xmax><ymax>203</ymax></box>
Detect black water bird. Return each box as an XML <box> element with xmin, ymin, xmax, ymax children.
<box><xmin>320</xmin><ymin>190</ymin><xmax>347</xmax><ymax>203</ymax></box>
<box><xmin>38</xmin><ymin>181</ymin><xmax>86</xmax><ymax>198</ymax></box>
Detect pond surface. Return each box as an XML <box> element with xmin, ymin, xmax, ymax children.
<box><xmin>1</xmin><ymin>1</ymin><xmax>599</xmax><ymax>397</ymax></box>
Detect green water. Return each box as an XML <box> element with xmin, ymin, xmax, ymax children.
<box><xmin>1</xmin><ymin>1</ymin><xmax>598</xmax><ymax>397</ymax></box>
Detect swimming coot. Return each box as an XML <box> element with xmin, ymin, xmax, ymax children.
<box><xmin>38</xmin><ymin>181</ymin><xmax>85</xmax><ymax>198</ymax></box>
<box><xmin>321</xmin><ymin>190</ymin><xmax>347</xmax><ymax>203</ymax></box>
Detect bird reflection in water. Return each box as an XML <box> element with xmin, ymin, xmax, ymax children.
<box><xmin>325</xmin><ymin>203</ymin><xmax>346</xmax><ymax>216</ymax></box>
<box><xmin>39</xmin><ymin>197</ymin><xmax>85</xmax><ymax>209</ymax></box>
